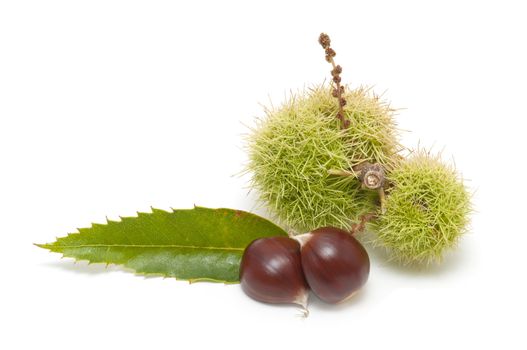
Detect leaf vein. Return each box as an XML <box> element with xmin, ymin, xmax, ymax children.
<box><xmin>44</xmin><ymin>244</ymin><xmax>245</xmax><ymax>251</ymax></box>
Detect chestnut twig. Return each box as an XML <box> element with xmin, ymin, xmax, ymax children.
<box><xmin>354</xmin><ymin>162</ymin><xmax>388</xmax><ymax>213</ymax></box>
<box><xmin>329</xmin><ymin>162</ymin><xmax>387</xmax><ymax>213</ymax></box>
<box><xmin>353</xmin><ymin>162</ymin><xmax>385</xmax><ymax>190</ymax></box>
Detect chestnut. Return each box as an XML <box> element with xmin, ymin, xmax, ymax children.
<box><xmin>299</xmin><ymin>227</ymin><xmax>370</xmax><ymax>303</ymax></box>
<box><xmin>239</xmin><ymin>236</ymin><xmax>309</xmax><ymax>311</ymax></box>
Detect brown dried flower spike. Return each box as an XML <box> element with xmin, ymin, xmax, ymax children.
<box><xmin>319</xmin><ymin>33</ymin><xmax>387</xmax><ymax>210</ymax></box>
<box><xmin>318</xmin><ymin>33</ymin><xmax>349</xmax><ymax>129</ymax></box>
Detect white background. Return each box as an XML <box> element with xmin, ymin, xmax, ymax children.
<box><xmin>1</xmin><ymin>1</ymin><xmax>526</xmax><ymax>349</ymax></box>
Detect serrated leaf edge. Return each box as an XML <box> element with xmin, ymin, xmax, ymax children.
<box><xmin>35</xmin><ymin>206</ymin><xmax>287</xmax><ymax>284</ymax></box>
<box><xmin>35</xmin><ymin>244</ymin><xmax>242</xmax><ymax>284</ymax></box>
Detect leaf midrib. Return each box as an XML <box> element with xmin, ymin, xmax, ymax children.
<box><xmin>36</xmin><ymin>243</ymin><xmax>245</xmax><ymax>251</ymax></box>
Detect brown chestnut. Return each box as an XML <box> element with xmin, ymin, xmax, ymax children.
<box><xmin>240</xmin><ymin>236</ymin><xmax>309</xmax><ymax>311</ymax></box>
<box><xmin>298</xmin><ymin>227</ymin><xmax>370</xmax><ymax>304</ymax></box>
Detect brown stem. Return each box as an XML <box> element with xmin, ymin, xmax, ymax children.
<box><xmin>350</xmin><ymin>212</ymin><xmax>377</xmax><ymax>235</ymax></box>
<box><xmin>378</xmin><ymin>187</ymin><xmax>386</xmax><ymax>214</ymax></box>
<box><xmin>318</xmin><ymin>33</ymin><xmax>349</xmax><ymax>129</ymax></box>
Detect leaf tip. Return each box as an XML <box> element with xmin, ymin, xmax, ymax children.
<box><xmin>34</xmin><ymin>243</ymin><xmax>51</xmax><ymax>250</ymax></box>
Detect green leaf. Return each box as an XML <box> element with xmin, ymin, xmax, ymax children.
<box><xmin>36</xmin><ymin>206</ymin><xmax>287</xmax><ymax>283</ymax></box>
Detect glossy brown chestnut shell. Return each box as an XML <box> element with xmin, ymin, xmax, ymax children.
<box><xmin>240</xmin><ymin>236</ymin><xmax>309</xmax><ymax>307</ymax></box>
<box><xmin>300</xmin><ymin>227</ymin><xmax>370</xmax><ymax>304</ymax></box>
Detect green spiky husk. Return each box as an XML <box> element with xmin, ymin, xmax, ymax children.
<box><xmin>370</xmin><ymin>151</ymin><xmax>471</xmax><ymax>265</ymax></box>
<box><xmin>246</xmin><ymin>85</ymin><xmax>401</xmax><ymax>232</ymax></box>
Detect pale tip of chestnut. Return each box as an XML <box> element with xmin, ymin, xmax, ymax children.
<box><xmin>291</xmin><ymin>232</ymin><xmax>312</xmax><ymax>246</ymax></box>
<box><xmin>293</xmin><ymin>290</ymin><xmax>309</xmax><ymax>317</ymax></box>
